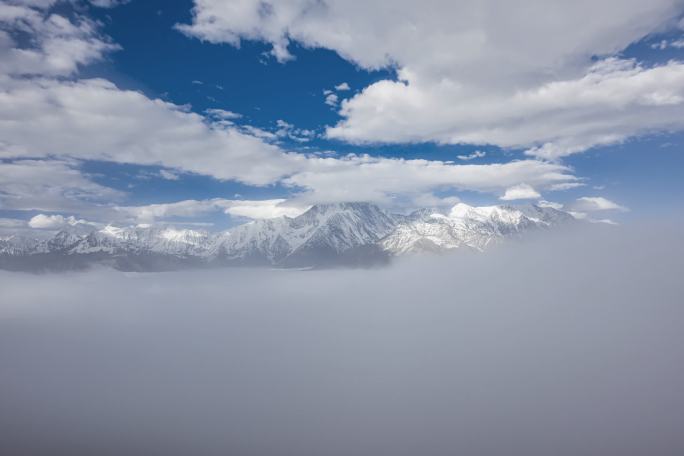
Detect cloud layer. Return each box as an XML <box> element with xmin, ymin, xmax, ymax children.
<box><xmin>0</xmin><ymin>1</ymin><xmax>587</xmax><ymax>219</ymax></box>
<box><xmin>181</xmin><ymin>0</ymin><xmax>684</xmax><ymax>157</ymax></box>
<box><xmin>2</xmin><ymin>0</ymin><xmax>674</xmax><ymax>226</ymax></box>
<box><xmin>1</xmin><ymin>223</ymin><xmax>683</xmax><ymax>455</ymax></box>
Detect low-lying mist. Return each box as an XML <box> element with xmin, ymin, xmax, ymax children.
<box><xmin>1</xmin><ymin>222</ymin><xmax>683</xmax><ymax>456</ymax></box>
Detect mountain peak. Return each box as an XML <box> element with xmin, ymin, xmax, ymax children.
<box><xmin>448</xmin><ymin>202</ymin><xmax>476</xmax><ymax>218</ymax></box>
<box><xmin>302</xmin><ymin>202</ymin><xmax>382</xmax><ymax>216</ymax></box>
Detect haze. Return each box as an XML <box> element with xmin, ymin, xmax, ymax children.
<box><xmin>1</xmin><ymin>223</ymin><xmax>683</xmax><ymax>456</ymax></box>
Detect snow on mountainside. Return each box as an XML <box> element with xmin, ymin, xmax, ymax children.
<box><xmin>211</xmin><ymin>203</ymin><xmax>400</xmax><ymax>266</ymax></box>
<box><xmin>381</xmin><ymin>203</ymin><xmax>575</xmax><ymax>254</ymax></box>
<box><xmin>0</xmin><ymin>202</ymin><xmax>576</xmax><ymax>270</ymax></box>
<box><xmin>68</xmin><ymin>226</ymin><xmax>212</xmax><ymax>257</ymax></box>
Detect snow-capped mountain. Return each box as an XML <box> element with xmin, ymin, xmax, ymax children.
<box><xmin>210</xmin><ymin>202</ymin><xmax>400</xmax><ymax>266</ymax></box>
<box><xmin>0</xmin><ymin>202</ymin><xmax>576</xmax><ymax>271</ymax></box>
<box><xmin>381</xmin><ymin>203</ymin><xmax>575</xmax><ymax>254</ymax></box>
<box><xmin>68</xmin><ymin>225</ymin><xmax>212</xmax><ymax>257</ymax></box>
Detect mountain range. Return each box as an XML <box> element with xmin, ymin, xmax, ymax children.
<box><xmin>0</xmin><ymin>202</ymin><xmax>576</xmax><ymax>271</ymax></box>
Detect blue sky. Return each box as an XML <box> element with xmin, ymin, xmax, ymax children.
<box><xmin>1</xmin><ymin>0</ymin><xmax>683</xmax><ymax>230</ymax></box>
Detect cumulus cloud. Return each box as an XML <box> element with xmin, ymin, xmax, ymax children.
<box><xmin>499</xmin><ymin>183</ymin><xmax>541</xmax><ymax>201</ymax></box>
<box><xmin>335</xmin><ymin>82</ymin><xmax>350</xmax><ymax>91</ymax></box>
<box><xmin>328</xmin><ymin>58</ymin><xmax>684</xmax><ymax>159</ymax></box>
<box><xmin>179</xmin><ymin>0</ymin><xmax>679</xmax><ymax>74</ymax></box>
<box><xmin>0</xmin><ymin>2</ymin><xmax>119</xmax><ymax>77</ymax></box>
<box><xmin>223</xmin><ymin>200</ymin><xmax>307</xmax><ymax>219</ymax></box>
<box><xmin>325</xmin><ymin>92</ymin><xmax>339</xmax><ymax>106</ymax></box>
<box><xmin>115</xmin><ymin>198</ymin><xmax>308</xmax><ymax>223</ymax></box>
<box><xmin>0</xmin><ymin>77</ymin><xmax>579</xmax><ymax>209</ymax></box>
<box><xmin>107</xmin><ymin>157</ymin><xmax>579</xmax><ymax>223</ymax></box>
<box><xmin>28</xmin><ymin>213</ymin><xmax>96</xmax><ymax>229</ymax></box>
<box><xmin>283</xmin><ymin>157</ymin><xmax>575</xmax><ymax>205</ymax></box>
<box><xmin>274</xmin><ymin>119</ymin><xmax>316</xmax><ymax>143</ymax></box>
<box><xmin>0</xmin><ymin>0</ymin><xmax>608</xmax><ymax>223</ymax></box>
<box><xmin>179</xmin><ymin>0</ymin><xmax>684</xmax><ymax>156</ymax></box>
<box><xmin>0</xmin><ymin>78</ymin><xmax>303</xmax><ymax>185</ymax></box>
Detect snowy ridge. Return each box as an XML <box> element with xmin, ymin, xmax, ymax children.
<box><xmin>381</xmin><ymin>202</ymin><xmax>575</xmax><ymax>254</ymax></box>
<box><xmin>0</xmin><ymin>202</ymin><xmax>575</xmax><ymax>270</ymax></box>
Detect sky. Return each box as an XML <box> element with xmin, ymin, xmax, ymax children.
<box><xmin>1</xmin><ymin>0</ymin><xmax>684</xmax><ymax>231</ymax></box>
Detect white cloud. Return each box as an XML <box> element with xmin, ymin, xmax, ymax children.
<box><xmin>179</xmin><ymin>0</ymin><xmax>679</xmax><ymax>73</ymax></box>
<box><xmin>651</xmin><ymin>40</ymin><xmax>669</xmax><ymax>50</ymax></box>
<box><xmin>284</xmin><ymin>157</ymin><xmax>573</xmax><ymax>204</ymax></box>
<box><xmin>568</xmin><ymin>211</ymin><xmax>619</xmax><ymax>225</ymax></box>
<box><xmin>537</xmin><ymin>200</ymin><xmax>564</xmax><ymax>210</ymax></box>
<box><xmin>158</xmin><ymin>169</ymin><xmax>180</xmax><ymax>180</ymax></box>
<box><xmin>335</xmin><ymin>82</ymin><xmax>350</xmax><ymax>91</ymax></box>
<box><xmin>0</xmin><ymin>218</ymin><xmax>26</xmax><ymax>229</ymax></box>
<box><xmin>115</xmin><ymin>198</ymin><xmax>308</xmax><ymax>223</ymax></box>
<box><xmin>275</xmin><ymin>119</ymin><xmax>293</xmax><ymax>136</ymax></box>
<box><xmin>274</xmin><ymin>119</ymin><xmax>316</xmax><ymax>142</ymax></box>
<box><xmin>222</xmin><ymin>200</ymin><xmax>308</xmax><ymax>219</ymax></box>
<box><xmin>0</xmin><ymin>78</ymin><xmax>303</xmax><ymax>185</ymax></box>
<box><xmin>568</xmin><ymin>211</ymin><xmax>589</xmax><ymax>220</ymax></box>
<box><xmin>499</xmin><ymin>183</ymin><xmax>541</xmax><ymax>201</ymax></box>
<box><xmin>77</xmin><ymin>157</ymin><xmax>577</xmax><ymax>222</ymax></box>
<box><xmin>0</xmin><ymin>2</ymin><xmax>585</xmax><ymax>222</ymax></box>
<box><xmin>590</xmin><ymin>218</ymin><xmax>619</xmax><ymax>225</ymax></box>
<box><xmin>205</xmin><ymin>108</ymin><xmax>242</xmax><ymax>120</ymax></box>
<box><xmin>457</xmin><ymin>150</ymin><xmax>486</xmax><ymax>161</ymax></box>
<box><xmin>651</xmin><ymin>37</ymin><xmax>684</xmax><ymax>50</ymax></box>
<box><xmin>328</xmin><ymin>58</ymin><xmax>684</xmax><ymax>159</ymax></box>
<box><xmin>410</xmin><ymin>193</ymin><xmax>460</xmax><ymax>209</ymax></box>
<box><xmin>325</xmin><ymin>93</ymin><xmax>339</xmax><ymax>106</ymax></box>
<box><xmin>565</xmin><ymin>196</ymin><xmax>628</xmax><ymax>226</ymax></box>
<box><xmin>570</xmin><ymin>196</ymin><xmax>629</xmax><ymax>212</ymax></box>
<box><xmin>0</xmin><ymin>4</ymin><xmax>119</xmax><ymax>77</ymax></box>
<box><xmin>88</xmin><ymin>0</ymin><xmax>129</xmax><ymax>7</ymax></box>
<box><xmin>28</xmin><ymin>213</ymin><xmax>97</xmax><ymax>229</ymax></box>
<box><xmin>8</xmin><ymin>1</ymin><xmax>59</xmax><ymax>7</ymax></box>
<box><xmin>115</xmin><ymin>199</ymin><xmax>220</xmax><ymax>223</ymax></box>
<box><xmin>2</xmin><ymin>74</ymin><xmax>578</xmax><ymax>206</ymax></box>
<box><xmin>178</xmin><ymin>0</ymin><xmax>684</xmax><ymax>157</ymax></box>
<box><xmin>0</xmin><ymin>6</ymin><xmax>303</xmax><ymax>186</ymax></box>
<box><xmin>549</xmin><ymin>182</ymin><xmax>586</xmax><ymax>191</ymax></box>
<box><xmin>0</xmin><ymin>159</ymin><xmax>124</xmax><ymax>213</ymax></box>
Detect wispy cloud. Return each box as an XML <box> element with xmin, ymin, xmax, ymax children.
<box><xmin>457</xmin><ymin>150</ymin><xmax>486</xmax><ymax>161</ymax></box>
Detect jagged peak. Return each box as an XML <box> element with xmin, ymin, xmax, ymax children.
<box><xmin>301</xmin><ymin>202</ymin><xmax>384</xmax><ymax>216</ymax></box>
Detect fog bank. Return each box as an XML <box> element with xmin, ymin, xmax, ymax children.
<box><xmin>1</xmin><ymin>223</ymin><xmax>683</xmax><ymax>455</ymax></box>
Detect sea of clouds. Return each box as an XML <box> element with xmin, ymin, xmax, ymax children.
<box><xmin>1</xmin><ymin>223</ymin><xmax>683</xmax><ymax>455</ymax></box>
